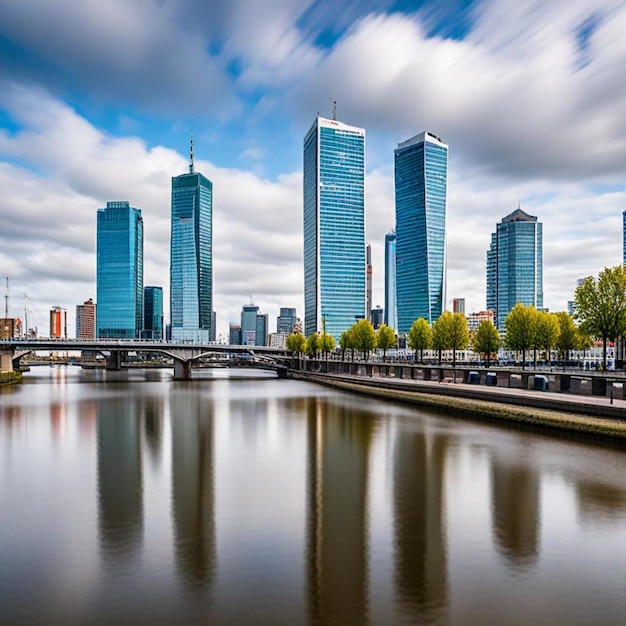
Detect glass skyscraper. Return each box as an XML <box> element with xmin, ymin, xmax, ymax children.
<box><xmin>303</xmin><ymin>116</ymin><xmax>366</xmax><ymax>339</ymax></box>
<box><xmin>395</xmin><ymin>132</ymin><xmax>448</xmax><ymax>333</ymax></box>
<box><xmin>486</xmin><ymin>207</ymin><xmax>543</xmax><ymax>329</ymax></box>
<box><xmin>143</xmin><ymin>286</ymin><xmax>163</xmax><ymax>340</ymax></box>
<box><xmin>170</xmin><ymin>140</ymin><xmax>213</xmax><ymax>343</ymax></box>
<box><xmin>384</xmin><ymin>230</ymin><xmax>397</xmax><ymax>330</ymax></box>
<box><xmin>96</xmin><ymin>201</ymin><xmax>143</xmax><ymax>338</ymax></box>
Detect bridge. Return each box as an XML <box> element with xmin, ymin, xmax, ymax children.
<box><xmin>0</xmin><ymin>339</ymin><xmax>293</xmax><ymax>380</ymax></box>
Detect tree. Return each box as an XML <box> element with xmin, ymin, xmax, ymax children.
<box><xmin>305</xmin><ymin>333</ymin><xmax>319</xmax><ymax>358</ymax></box>
<box><xmin>339</xmin><ymin>330</ymin><xmax>351</xmax><ymax>360</ymax></box>
<box><xmin>407</xmin><ymin>318</ymin><xmax>432</xmax><ymax>363</ymax></box>
<box><xmin>575</xmin><ymin>265</ymin><xmax>626</xmax><ymax>370</ymax></box>
<box><xmin>319</xmin><ymin>333</ymin><xmax>336</xmax><ymax>358</ymax></box>
<box><xmin>534</xmin><ymin>310</ymin><xmax>560</xmax><ymax>366</ymax></box>
<box><xmin>353</xmin><ymin>319</ymin><xmax>377</xmax><ymax>360</ymax></box>
<box><xmin>504</xmin><ymin>303</ymin><xmax>538</xmax><ymax>369</ymax></box>
<box><xmin>449</xmin><ymin>312</ymin><xmax>470</xmax><ymax>367</ymax></box>
<box><xmin>555</xmin><ymin>312</ymin><xmax>578</xmax><ymax>363</ymax></box>
<box><xmin>376</xmin><ymin>324</ymin><xmax>396</xmax><ymax>361</ymax></box>
<box><xmin>285</xmin><ymin>332</ymin><xmax>306</xmax><ymax>358</ymax></box>
<box><xmin>473</xmin><ymin>320</ymin><xmax>500</xmax><ymax>367</ymax></box>
<box><xmin>432</xmin><ymin>312</ymin><xmax>453</xmax><ymax>365</ymax></box>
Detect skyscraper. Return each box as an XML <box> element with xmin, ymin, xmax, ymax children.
<box><xmin>76</xmin><ymin>298</ymin><xmax>95</xmax><ymax>339</ymax></box>
<box><xmin>49</xmin><ymin>306</ymin><xmax>67</xmax><ymax>338</ymax></box>
<box><xmin>303</xmin><ymin>116</ymin><xmax>366</xmax><ymax>339</ymax></box>
<box><xmin>395</xmin><ymin>132</ymin><xmax>448</xmax><ymax>332</ymax></box>
<box><xmin>241</xmin><ymin>304</ymin><xmax>259</xmax><ymax>345</ymax></box>
<box><xmin>366</xmin><ymin>244</ymin><xmax>372</xmax><ymax>322</ymax></box>
<box><xmin>170</xmin><ymin>138</ymin><xmax>213</xmax><ymax>343</ymax></box>
<box><xmin>96</xmin><ymin>201</ymin><xmax>143</xmax><ymax>338</ymax></box>
<box><xmin>277</xmin><ymin>307</ymin><xmax>297</xmax><ymax>334</ymax></box>
<box><xmin>486</xmin><ymin>207</ymin><xmax>543</xmax><ymax>329</ymax></box>
<box><xmin>143</xmin><ymin>286</ymin><xmax>163</xmax><ymax>340</ymax></box>
<box><xmin>384</xmin><ymin>230</ymin><xmax>397</xmax><ymax>330</ymax></box>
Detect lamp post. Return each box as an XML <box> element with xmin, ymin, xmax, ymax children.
<box><xmin>322</xmin><ymin>314</ymin><xmax>327</xmax><ymax>370</ymax></box>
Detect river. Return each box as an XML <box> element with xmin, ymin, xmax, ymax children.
<box><xmin>1</xmin><ymin>366</ymin><xmax>625</xmax><ymax>625</ymax></box>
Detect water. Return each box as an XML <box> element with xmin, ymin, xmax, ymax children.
<box><xmin>1</xmin><ymin>366</ymin><xmax>625</xmax><ymax>625</ymax></box>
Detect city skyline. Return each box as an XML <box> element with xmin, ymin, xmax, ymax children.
<box><xmin>1</xmin><ymin>1</ymin><xmax>625</xmax><ymax>337</ymax></box>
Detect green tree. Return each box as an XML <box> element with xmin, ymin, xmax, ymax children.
<box><xmin>339</xmin><ymin>330</ymin><xmax>351</xmax><ymax>360</ymax></box>
<box><xmin>376</xmin><ymin>324</ymin><xmax>396</xmax><ymax>361</ymax></box>
<box><xmin>407</xmin><ymin>318</ymin><xmax>432</xmax><ymax>363</ymax></box>
<box><xmin>472</xmin><ymin>320</ymin><xmax>500</xmax><ymax>367</ymax></box>
<box><xmin>285</xmin><ymin>332</ymin><xmax>306</xmax><ymax>357</ymax></box>
<box><xmin>305</xmin><ymin>333</ymin><xmax>319</xmax><ymax>358</ymax></box>
<box><xmin>432</xmin><ymin>312</ymin><xmax>453</xmax><ymax>365</ymax></box>
<box><xmin>319</xmin><ymin>333</ymin><xmax>336</xmax><ymax>358</ymax></box>
<box><xmin>504</xmin><ymin>303</ymin><xmax>538</xmax><ymax>369</ymax></box>
<box><xmin>449</xmin><ymin>312</ymin><xmax>470</xmax><ymax>367</ymax></box>
<box><xmin>575</xmin><ymin>265</ymin><xmax>626</xmax><ymax>370</ymax></box>
<box><xmin>534</xmin><ymin>310</ymin><xmax>560</xmax><ymax>366</ymax></box>
<box><xmin>555</xmin><ymin>312</ymin><xmax>578</xmax><ymax>363</ymax></box>
<box><xmin>353</xmin><ymin>319</ymin><xmax>377</xmax><ymax>360</ymax></box>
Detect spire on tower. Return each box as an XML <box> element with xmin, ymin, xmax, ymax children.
<box><xmin>189</xmin><ymin>133</ymin><xmax>195</xmax><ymax>174</ymax></box>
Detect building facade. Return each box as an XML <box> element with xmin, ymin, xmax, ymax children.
<box><xmin>50</xmin><ymin>307</ymin><xmax>67</xmax><ymax>338</ymax></box>
<box><xmin>371</xmin><ymin>306</ymin><xmax>384</xmax><ymax>329</ymax></box>
<box><xmin>366</xmin><ymin>243</ymin><xmax>372</xmax><ymax>322</ymax></box>
<box><xmin>170</xmin><ymin>140</ymin><xmax>213</xmax><ymax>343</ymax></box>
<box><xmin>229</xmin><ymin>324</ymin><xmax>242</xmax><ymax>345</ymax></box>
<box><xmin>395</xmin><ymin>132</ymin><xmax>448</xmax><ymax>332</ymax></box>
<box><xmin>452</xmin><ymin>298</ymin><xmax>465</xmax><ymax>315</ymax></box>
<box><xmin>277</xmin><ymin>307</ymin><xmax>297</xmax><ymax>334</ymax></box>
<box><xmin>256</xmin><ymin>314</ymin><xmax>268</xmax><ymax>347</ymax></box>
<box><xmin>143</xmin><ymin>286</ymin><xmax>163</xmax><ymax>340</ymax></box>
<box><xmin>76</xmin><ymin>298</ymin><xmax>96</xmax><ymax>339</ymax></box>
<box><xmin>384</xmin><ymin>230</ymin><xmax>397</xmax><ymax>330</ymax></box>
<box><xmin>303</xmin><ymin>116</ymin><xmax>366</xmax><ymax>339</ymax></box>
<box><xmin>467</xmin><ymin>310</ymin><xmax>495</xmax><ymax>333</ymax></box>
<box><xmin>241</xmin><ymin>304</ymin><xmax>259</xmax><ymax>345</ymax></box>
<box><xmin>96</xmin><ymin>201</ymin><xmax>143</xmax><ymax>338</ymax></box>
<box><xmin>486</xmin><ymin>207</ymin><xmax>543</xmax><ymax>329</ymax></box>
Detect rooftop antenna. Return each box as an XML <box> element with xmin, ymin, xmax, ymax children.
<box><xmin>189</xmin><ymin>133</ymin><xmax>195</xmax><ymax>174</ymax></box>
<box><xmin>333</xmin><ymin>100</ymin><xmax>337</xmax><ymax>121</ymax></box>
<box><xmin>518</xmin><ymin>198</ymin><xmax>521</xmax><ymax>210</ymax></box>
<box><xmin>4</xmin><ymin>276</ymin><xmax>8</xmax><ymax>318</ymax></box>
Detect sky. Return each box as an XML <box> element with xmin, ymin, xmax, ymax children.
<box><xmin>1</xmin><ymin>0</ymin><xmax>625</xmax><ymax>339</ymax></box>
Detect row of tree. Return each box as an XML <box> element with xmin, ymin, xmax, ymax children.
<box><xmin>284</xmin><ymin>265</ymin><xmax>625</xmax><ymax>369</ymax></box>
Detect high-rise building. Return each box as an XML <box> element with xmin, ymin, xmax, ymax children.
<box><xmin>486</xmin><ymin>207</ymin><xmax>543</xmax><ymax>329</ymax></box>
<box><xmin>366</xmin><ymin>244</ymin><xmax>372</xmax><ymax>322</ymax></box>
<box><xmin>76</xmin><ymin>298</ymin><xmax>96</xmax><ymax>339</ymax></box>
<box><xmin>452</xmin><ymin>298</ymin><xmax>465</xmax><ymax>315</ymax></box>
<box><xmin>384</xmin><ymin>230</ymin><xmax>397</xmax><ymax>330</ymax></box>
<box><xmin>256</xmin><ymin>314</ymin><xmax>268</xmax><ymax>347</ymax></box>
<box><xmin>277</xmin><ymin>307</ymin><xmax>297</xmax><ymax>334</ymax></box>
<box><xmin>395</xmin><ymin>132</ymin><xmax>448</xmax><ymax>332</ymax></box>
<box><xmin>50</xmin><ymin>306</ymin><xmax>67</xmax><ymax>338</ymax></box>
<box><xmin>229</xmin><ymin>324</ymin><xmax>241</xmax><ymax>345</ymax></box>
<box><xmin>303</xmin><ymin>116</ymin><xmax>366</xmax><ymax>339</ymax></box>
<box><xmin>170</xmin><ymin>138</ymin><xmax>213</xmax><ymax>343</ymax></box>
<box><xmin>96</xmin><ymin>201</ymin><xmax>143</xmax><ymax>338</ymax></box>
<box><xmin>241</xmin><ymin>304</ymin><xmax>259</xmax><ymax>345</ymax></box>
<box><xmin>143</xmin><ymin>286</ymin><xmax>163</xmax><ymax>340</ymax></box>
<box><xmin>371</xmin><ymin>306</ymin><xmax>384</xmax><ymax>329</ymax></box>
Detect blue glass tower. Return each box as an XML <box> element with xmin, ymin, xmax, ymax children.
<box><xmin>170</xmin><ymin>138</ymin><xmax>213</xmax><ymax>343</ymax></box>
<box><xmin>303</xmin><ymin>116</ymin><xmax>366</xmax><ymax>339</ymax></box>
<box><xmin>486</xmin><ymin>207</ymin><xmax>543</xmax><ymax>329</ymax></box>
<box><xmin>395</xmin><ymin>132</ymin><xmax>448</xmax><ymax>333</ymax></box>
<box><xmin>143</xmin><ymin>286</ymin><xmax>163</xmax><ymax>340</ymax></box>
<box><xmin>96</xmin><ymin>201</ymin><xmax>143</xmax><ymax>338</ymax></box>
<box><xmin>384</xmin><ymin>230</ymin><xmax>397</xmax><ymax>330</ymax></box>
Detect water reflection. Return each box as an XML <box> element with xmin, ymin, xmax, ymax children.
<box><xmin>141</xmin><ymin>397</ymin><xmax>164</xmax><ymax>468</ymax></box>
<box><xmin>171</xmin><ymin>389</ymin><xmax>216</xmax><ymax>593</ymax></box>
<box><xmin>306</xmin><ymin>397</ymin><xmax>374</xmax><ymax>624</ymax></box>
<box><xmin>576</xmin><ymin>480</ymin><xmax>626</xmax><ymax>524</ymax></box>
<box><xmin>491</xmin><ymin>459</ymin><xmax>540</xmax><ymax>567</ymax></box>
<box><xmin>393</xmin><ymin>432</ymin><xmax>449</xmax><ymax>623</ymax></box>
<box><xmin>97</xmin><ymin>398</ymin><xmax>144</xmax><ymax>564</ymax></box>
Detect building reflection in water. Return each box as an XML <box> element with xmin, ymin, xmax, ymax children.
<box><xmin>575</xmin><ymin>479</ymin><xmax>626</xmax><ymax>525</ymax></box>
<box><xmin>491</xmin><ymin>458</ymin><xmax>541</xmax><ymax>567</ymax></box>
<box><xmin>393</xmin><ymin>432</ymin><xmax>449</xmax><ymax>623</ymax></box>
<box><xmin>50</xmin><ymin>402</ymin><xmax>66</xmax><ymax>439</ymax></box>
<box><xmin>141</xmin><ymin>397</ymin><xmax>164</xmax><ymax>468</ymax></box>
<box><xmin>170</xmin><ymin>390</ymin><xmax>215</xmax><ymax>593</ymax></box>
<box><xmin>97</xmin><ymin>398</ymin><xmax>144</xmax><ymax>565</ymax></box>
<box><xmin>306</xmin><ymin>397</ymin><xmax>374</xmax><ymax>624</ymax></box>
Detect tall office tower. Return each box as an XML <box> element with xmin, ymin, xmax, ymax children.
<box><xmin>229</xmin><ymin>324</ymin><xmax>241</xmax><ymax>345</ymax></box>
<box><xmin>143</xmin><ymin>286</ymin><xmax>163</xmax><ymax>340</ymax></box>
<box><xmin>303</xmin><ymin>116</ymin><xmax>366</xmax><ymax>339</ymax></box>
<box><xmin>96</xmin><ymin>201</ymin><xmax>143</xmax><ymax>338</ymax></box>
<box><xmin>277</xmin><ymin>307</ymin><xmax>297</xmax><ymax>334</ymax></box>
<box><xmin>384</xmin><ymin>230</ymin><xmax>397</xmax><ymax>330</ymax></box>
<box><xmin>395</xmin><ymin>132</ymin><xmax>448</xmax><ymax>332</ymax></box>
<box><xmin>241</xmin><ymin>304</ymin><xmax>259</xmax><ymax>345</ymax></box>
<box><xmin>452</xmin><ymin>298</ymin><xmax>465</xmax><ymax>315</ymax></box>
<box><xmin>211</xmin><ymin>311</ymin><xmax>217</xmax><ymax>342</ymax></box>
<box><xmin>486</xmin><ymin>206</ymin><xmax>543</xmax><ymax>329</ymax></box>
<box><xmin>76</xmin><ymin>298</ymin><xmax>96</xmax><ymax>339</ymax></box>
<box><xmin>366</xmin><ymin>244</ymin><xmax>372</xmax><ymax>322</ymax></box>
<box><xmin>50</xmin><ymin>306</ymin><xmax>67</xmax><ymax>338</ymax></box>
<box><xmin>170</xmin><ymin>137</ymin><xmax>213</xmax><ymax>343</ymax></box>
<box><xmin>256</xmin><ymin>314</ymin><xmax>268</xmax><ymax>347</ymax></box>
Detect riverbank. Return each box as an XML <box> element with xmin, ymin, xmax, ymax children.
<box><xmin>294</xmin><ymin>372</ymin><xmax>626</xmax><ymax>440</ymax></box>
<box><xmin>0</xmin><ymin>371</ymin><xmax>22</xmax><ymax>386</ymax></box>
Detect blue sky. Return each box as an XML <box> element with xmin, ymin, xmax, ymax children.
<box><xmin>1</xmin><ymin>0</ymin><xmax>625</xmax><ymax>337</ymax></box>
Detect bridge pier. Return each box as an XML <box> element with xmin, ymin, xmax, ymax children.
<box><xmin>1</xmin><ymin>349</ymin><xmax>14</xmax><ymax>373</ymax></box>
<box><xmin>173</xmin><ymin>360</ymin><xmax>192</xmax><ymax>381</ymax></box>
<box><xmin>105</xmin><ymin>351</ymin><xmax>122</xmax><ymax>371</ymax></box>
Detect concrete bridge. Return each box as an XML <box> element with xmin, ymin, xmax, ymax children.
<box><xmin>0</xmin><ymin>339</ymin><xmax>292</xmax><ymax>380</ymax></box>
